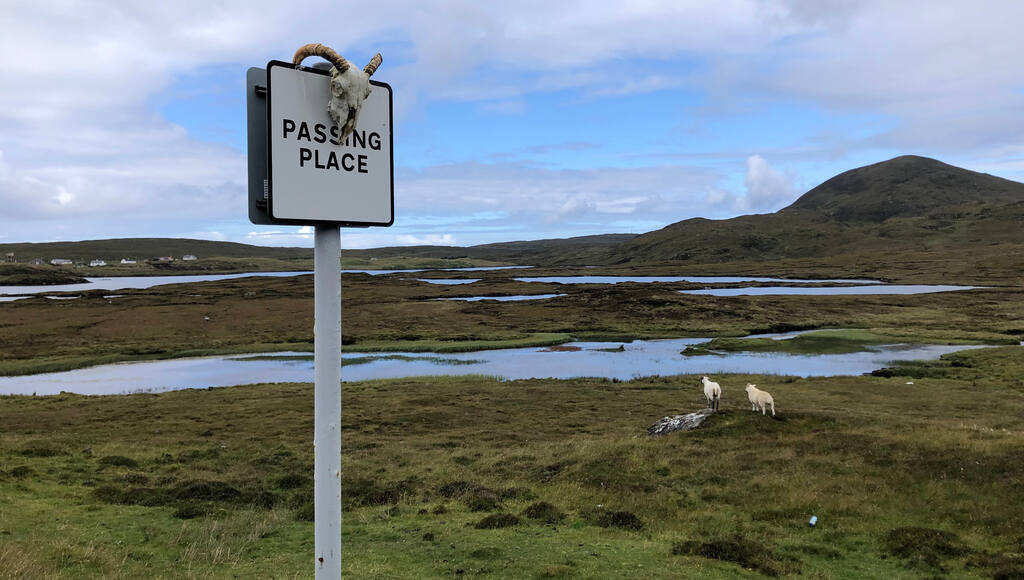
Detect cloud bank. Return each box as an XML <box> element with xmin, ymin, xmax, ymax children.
<box><xmin>0</xmin><ymin>1</ymin><xmax>1021</xmax><ymax>247</ymax></box>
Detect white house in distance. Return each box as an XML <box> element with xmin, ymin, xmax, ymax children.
<box><xmin>50</xmin><ymin>259</ymin><xmax>73</xmax><ymax>266</ymax></box>
<box><xmin>120</xmin><ymin>258</ymin><xmax>137</xmax><ymax>265</ymax></box>
<box><xmin>89</xmin><ymin>259</ymin><xmax>107</xmax><ymax>267</ymax></box>
<box><xmin>182</xmin><ymin>254</ymin><xmax>197</xmax><ymax>261</ymax></box>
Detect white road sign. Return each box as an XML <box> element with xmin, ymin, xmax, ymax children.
<box><xmin>266</xmin><ymin>61</ymin><xmax>393</xmax><ymax>226</ymax></box>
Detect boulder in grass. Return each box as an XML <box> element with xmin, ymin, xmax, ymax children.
<box><xmin>647</xmin><ymin>408</ymin><xmax>714</xmax><ymax>436</ymax></box>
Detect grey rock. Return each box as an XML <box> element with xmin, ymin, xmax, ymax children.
<box><xmin>647</xmin><ymin>408</ymin><xmax>714</xmax><ymax>436</ymax></box>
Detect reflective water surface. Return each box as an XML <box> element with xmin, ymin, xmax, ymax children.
<box><xmin>416</xmin><ymin>279</ymin><xmax>481</xmax><ymax>285</ymax></box>
<box><xmin>514</xmin><ymin>276</ymin><xmax>882</xmax><ymax>284</ymax></box>
<box><xmin>0</xmin><ymin>272</ymin><xmax>312</xmax><ymax>296</ymax></box>
<box><xmin>0</xmin><ymin>339</ymin><xmax>986</xmax><ymax>396</ymax></box>
<box><xmin>680</xmin><ymin>285</ymin><xmax>981</xmax><ymax>296</ymax></box>
<box><xmin>433</xmin><ymin>294</ymin><xmax>567</xmax><ymax>302</ymax></box>
<box><xmin>343</xmin><ymin>266</ymin><xmax>532</xmax><ymax>275</ymax></box>
<box><xmin>10</xmin><ymin>272</ymin><xmax>973</xmax><ymax>299</ymax></box>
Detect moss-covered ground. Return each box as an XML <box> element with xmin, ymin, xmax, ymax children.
<box><xmin>1</xmin><ymin>262</ymin><xmax>1023</xmax><ymax>577</ymax></box>
<box><xmin>2</xmin><ymin>345</ymin><xmax>1024</xmax><ymax>577</ymax></box>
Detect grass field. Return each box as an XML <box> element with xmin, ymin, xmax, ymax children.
<box><xmin>2</xmin><ymin>260</ymin><xmax>1024</xmax><ymax>577</ymax></box>
<box><xmin>2</xmin><ymin>344</ymin><xmax>1024</xmax><ymax>578</ymax></box>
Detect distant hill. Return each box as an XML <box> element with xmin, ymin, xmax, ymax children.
<box><xmin>0</xmin><ymin>238</ymin><xmax>312</xmax><ymax>263</ymax></box>
<box><xmin>343</xmin><ymin>233</ymin><xmax>639</xmax><ymax>265</ymax></box>
<box><xmin>0</xmin><ymin>234</ymin><xmax>638</xmax><ymax>270</ymax></box>
<box><xmin>598</xmin><ymin>156</ymin><xmax>1024</xmax><ymax>266</ymax></box>
<box><xmin>782</xmin><ymin>155</ymin><xmax>1024</xmax><ymax>222</ymax></box>
<box><xmin>346</xmin><ymin>156</ymin><xmax>1024</xmax><ymax>270</ymax></box>
<box><xmin>4</xmin><ymin>156</ymin><xmax>1021</xmax><ymax>278</ymax></box>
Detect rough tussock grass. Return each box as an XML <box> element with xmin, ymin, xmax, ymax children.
<box><xmin>2</xmin><ymin>346</ymin><xmax>1024</xmax><ymax>577</ymax></box>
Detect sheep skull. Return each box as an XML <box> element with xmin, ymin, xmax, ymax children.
<box><xmin>292</xmin><ymin>44</ymin><xmax>382</xmax><ymax>143</ymax></box>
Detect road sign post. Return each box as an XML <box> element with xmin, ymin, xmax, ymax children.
<box><xmin>248</xmin><ymin>51</ymin><xmax>392</xmax><ymax>578</ymax></box>
<box><xmin>314</xmin><ymin>224</ymin><xmax>342</xmax><ymax>577</ymax></box>
<box><xmin>248</xmin><ymin>63</ymin><xmax>393</xmax><ymax>226</ymax></box>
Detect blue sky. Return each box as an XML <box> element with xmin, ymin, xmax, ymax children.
<box><xmin>2</xmin><ymin>1</ymin><xmax>1023</xmax><ymax>249</ymax></box>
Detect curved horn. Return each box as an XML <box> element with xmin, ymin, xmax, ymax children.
<box><xmin>363</xmin><ymin>53</ymin><xmax>383</xmax><ymax>76</ymax></box>
<box><xmin>292</xmin><ymin>43</ymin><xmax>350</xmax><ymax>74</ymax></box>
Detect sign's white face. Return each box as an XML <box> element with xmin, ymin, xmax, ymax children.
<box><xmin>268</xmin><ymin>64</ymin><xmax>393</xmax><ymax>225</ymax></box>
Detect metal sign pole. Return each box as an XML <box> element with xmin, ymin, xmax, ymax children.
<box><xmin>314</xmin><ymin>225</ymin><xmax>342</xmax><ymax>578</ymax></box>
<box><xmin>249</xmin><ymin>47</ymin><xmax>390</xmax><ymax>577</ymax></box>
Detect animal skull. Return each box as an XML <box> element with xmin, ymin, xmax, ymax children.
<box><xmin>292</xmin><ymin>44</ymin><xmax>382</xmax><ymax>143</ymax></box>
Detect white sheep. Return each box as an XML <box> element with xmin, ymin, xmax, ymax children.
<box><xmin>745</xmin><ymin>383</ymin><xmax>775</xmax><ymax>416</ymax></box>
<box><xmin>700</xmin><ymin>376</ymin><xmax>721</xmax><ymax>411</ymax></box>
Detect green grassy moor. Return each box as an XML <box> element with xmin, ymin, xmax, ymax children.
<box><xmin>3</xmin><ymin>344</ymin><xmax>1024</xmax><ymax>578</ymax></box>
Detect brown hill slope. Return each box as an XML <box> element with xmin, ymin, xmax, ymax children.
<box><xmin>598</xmin><ymin>156</ymin><xmax>1024</xmax><ymax>267</ymax></box>
<box><xmin>782</xmin><ymin>155</ymin><xmax>1024</xmax><ymax>222</ymax></box>
<box><xmin>0</xmin><ymin>238</ymin><xmax>312</xmax><ymax>263</ymax></box>
<box><xmin>342</xmin><ymin>233</ymin><xmax>638</xmax><ymax>265</ymax></box>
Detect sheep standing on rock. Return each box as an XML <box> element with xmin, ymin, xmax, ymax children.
<box><xmin>745</xmin><ymin>383</ymin><xmax>776</xmax><ymax>416</ymax></box>
<box><xmin>700</xmin><ymin>376</ymin><xmax>721</xmax><ymax>411</ymax></box>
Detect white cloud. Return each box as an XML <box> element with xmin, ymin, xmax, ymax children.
<box><xmin>738</xmin><ymin>155</ymin><xmax>801</xmax><ymax>212</ymax></box>
<box><xmin>585</xmin><ymin>75</ymin><xmax>686</xmax><ymax>98</ymax></box>
<box><xmin>395</xmin><ymin>162</ymin><xmax>721</xmax><ymax>228</ymax></box>
<box><xmin>481</xmin><ymin>100</ymin><xmax>527</xmax><ymax>115</ymax></box>
<box><xmin>395</xmin><ymin>234</ymin><xmax>457</xmax><ymax>246</ymax></box>
<box><xmin>750</xmin><ymin>0</ymin><xmax>1024</xmax><ymax>156</ymax></box>
<box><xmin>54</xmin><ymin>188</ymin><xmax>75</xmax><ymax>207</ymax></box>
<box><xmin>705</xmin><ymin>187</ymin><xmax>730</xmax><ymax>206</ymax></box>
<box><xmin>552</xmin><ymin>195</ymin><xmax>594</xmax><ymax>221</ymax></box>
<box><xmin>190</xmin><ymin>231</ymin><xmax>227</xmax><ymax>241</ymax></box>
<box><xmin>2</xmin><ymin>0</ymin><xmax>1023</xmax><ymax>247</ymax></box>
<box><xmin>595</xmin><ymin>196</ymin><xmax>647</xmax><ymax>215</ymax></box>
<box><xmin>245</xmin><ymin>229</ymin><xmax>313</xmax><ymax>246</ymax></box>
<box><xmin>0</xmin><ymin>0</ymin><xmax>400</xmax><ymax>242</ymax></box>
